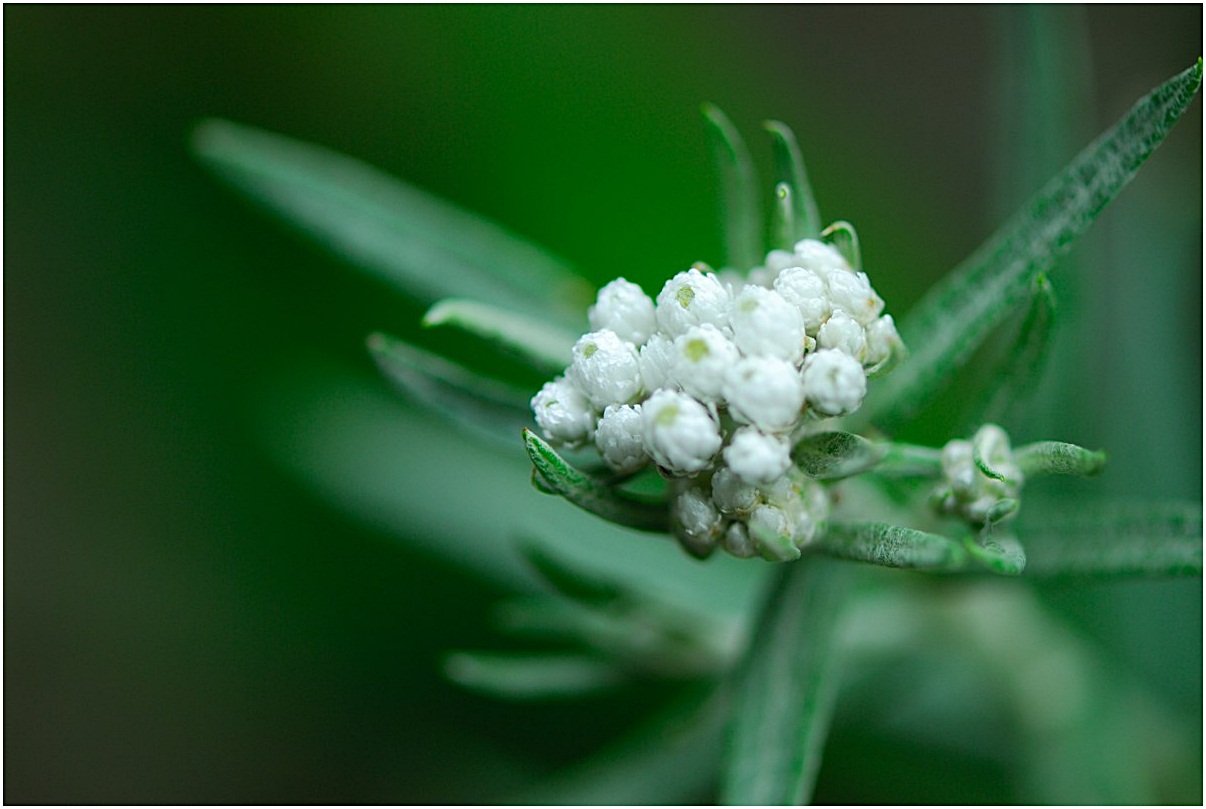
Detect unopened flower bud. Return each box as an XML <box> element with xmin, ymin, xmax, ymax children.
<box><xmin>724</xmin><ymin>356</ymin><xmax>805</xmax><ymax>432</ymax></box>
<box><xmin>801</xmin><ymin>349</ymin><xmax>867</xmax><ymax>416</ymax></box>
<box><xmin>589</xmin><ymin>278</ymin><xmax>657</xmax><ymax>346</ymax></box>
<box><xmin>671</xmin><ymin>483</ymin><xmax>722</xmax><ymax>558</ymax></box>
<box><xmin>724</xmin><ymin>427</ymin><xmax>792</xmax><ymax>485</ymax></box>
<box><xmin>816</xmin><ymin>310</ymin><xmax>867</xmax><ymax>361</ymax></box>
<box><xmin>655</xmin><ymin>267</ymin><xmax>732</xmax><ymax>337</ymax></box>
<box><xmin>568</xmin><ymin>329</ymin><xmax>642</xmax><ymax>408</ymax></box>
<box><xmin>773</xmin><ymin>266</ymin><xmax>830</xmax><ymax>334</ymax></box>
<box><xmin>730</xmin><ymin>286</ymin><xmax>806</xmax><ymax>363</ymax></box>
<box><xmin>531</xmin><ymin>376</ymin><xmax>596</xmax><ymax>447</ymax></box>
<box><xmin>672</xmin><ymin>324</ymin><xmax>741</xmax><ymax>402</ymax></box>
<box><xmin>642</xmin><ymin>389</ymin><xmax>722</xmax><ymax>475</ymax></box>
<box><xmin>711</xmin><ymin>465</ymin><xmax>760</xmax><ymax>515</ymax></box>
<box><xmin>595</xmin><ymin>404</ymin><xmax>647</xmax><ymax>474</ymax></box>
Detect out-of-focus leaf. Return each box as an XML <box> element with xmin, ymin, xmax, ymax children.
<box><xmin>523</xmin><ymin>429</ymin><xmax>669</xmax><ymax>532</ymax></box>
<box><xmin>863</xmin><ymin>61</ymin><xmax>1203</xmax><ymax>433</ymax></box>
<box><xmin>1021</xmin><ymin>499</ymin><xmax>1202</xmax><ymax>579</ymax></box>
<box><xmin>519</xmin><ymin>541</ymin><xmax>626</xmax><ymax>605</ymax></box>
<box><xmin>821</xmin><ymin>220</ymin><xmax>861</xmax><ymax>271</ymax></box>
<box><xmin>191</xmin><ymin>118</ymin><xmax>592</xmax><ymax>325</ymax></box>
<box><xmin>874</xmin><ymin>442</ymin><xmax>944</xmax><ymax>478</ymax></box>
<box><xmin>514</xmin><ymin>688</ymin><xmax>726</xmax><ymax>804</ymax></box>
<box><xmin>977</xmin><ymin>273</ymin><xmax>1059</xmax><ymax>427</ymax></box>
<box><xmin>818</xmin><ymin>522</ymin><xmax>969</xmax><ymax>572</ymax></box>
<box><xmin>443</xmin><ymin>651</ymin><xmax>626</xmax><ymax>700</ymax></box>
<box><xmin>723</xmin><ymin>556</ymin><xmax>849</xmax><ymax>805</ymax></box>
<box><xmin>1015</xmin><ymin>440</ymin><xmax>1107</xmax><ymax>477</ymax></box>
<box><xmin>702</xmin><ymin>104</ymin><xmax>762</xmax><ymax>271</ymax></box>
<box><xmin>367</xmin><ymin>332</ymin><xmax>532</xmax><ymax>443</ymax></box>
<box><xmin>792</xmin><ymin>431</ymin><xmax>887</xmax><ymax>480</ymax></box>
<box><xmin>770</xmin><ymin>183</ymin><xmax>797</xmax><ymax>252</ymax></box>
<box><xmin>256</xmin><ymin>361</ymin><xmax>769</xmax><ymax>622</ymax></box>
<box><xmin>766</xmin><ymin>120</ymin><xmax>822</xmax><ymax>241</ymax></box>
<box><xmin>423</xmin><ymin>297</ymin><xmax>574</xmax><ymax>373</ymax></box>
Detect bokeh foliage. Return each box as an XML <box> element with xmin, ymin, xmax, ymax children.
<box><xmin>6</xmin><ymin>5</ymin><xmax>1201</xmax><ymax>803</ymax></box>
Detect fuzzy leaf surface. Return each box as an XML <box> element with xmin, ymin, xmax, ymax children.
<box><xmin>723</xmin><ymin>556</ymin><xmax>849</xmax><ymax>805</ymax></box>
<box><xmin>818</xmin><ymin>521</ymin><xmax>970</xmax><ymax>571</ymax></box>
<box><xmin>864</xmin><ymin>61</ymin><xmax>1203</xmax><ymax>433</ymax></box>
<box><xmin>792</xmin><ymin>431</ymin><xmax>888</xmax><ymax>480</ymax></box>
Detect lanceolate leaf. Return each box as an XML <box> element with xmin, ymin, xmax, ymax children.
<box><xmin>423</xmin><ymin>297</ymin><xmax>574</xmax><ymax>373</ymax></box>
<box><xmin>977</xmin><ymin>273</ymin><xmax>1059</xmax><ymax>426</ymax></box>
<box><xmin>723</xmin><ymin>556</ymin><xmax>849</xmax><ymax>805</ymax></box>
<box><xmin>523</xmin><ymin>429</ymin><xmax>669</xmax><ymax>532</ymax></box>
<box><xmin>519</xmin><ymin>541</ymin><xmax>626</xmax><ymax>606</ymax></box>
<box><xmin>1015</xmin><ymin>440</ymin><xmax>1107</xmax><ymax>477</ymax></box>
<box><xmin>191</xmin><ymin>118</ymin><xmax>591</xmax><ymax>326</ymax></box>
<box><xmin>863</xmin><ymin>61</ymin><xmax>1203</xmax><ymax>433</ymax></box>
<box><xmin>818</xmin><ymin>522</ymin><xmax>970</xmax><ymax>571</ymax></box>
<box><xmin>702</xmin><ymin>104</ymin><xmax>763</xmax><ymax>271</ymax></box>
<box><xmin>443</xmin><ymin>651</ymin><xmax>626</xmax><ymax>700</ymax></box>
<box><xmin>964</xmin><ymin>532</ymin><xmax>1027</xmax><ymax>575</ymax></box>
<box><xmin>368</xmin><ymin>332</ymin><xmax>533</xmax><ymax>442</ymax></box>
<box><xmin>1021</xmin><ymin>499</ymin><xmax>1202</xmax><ymax>579</ymax></box>
<box><xmin>792</xmin><ymin>431</ymin><xmax>888</xmax><ymax>480</ymax></box>
<box><xmin>766</xmin><ymin>120</ymin><xmax>822</xmax><ymax>241</ymax></box>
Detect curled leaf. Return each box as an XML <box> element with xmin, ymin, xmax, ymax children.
<box><xmin>702</xmin><ymin>104</ymin><xmax>762</xmax><ymax>271</ymax></box>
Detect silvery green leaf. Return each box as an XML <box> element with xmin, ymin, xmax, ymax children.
<box><xmin>818</xmin><ymin>522</ymin><xmax>969</xmax><ymax>571</ymax></box>
<box><xmin>443</xmin><ymin>651</ymin><xmax>625</xmax><ymax>700</ymax></box>
<box><xmin>423</xmin><ymin>297</ymin><xmax>574</xmax><ymax>374</ymax></box>
<box><xmin>765</xmin><ymin>120</ymin><xmax>822</xmax><ymax>241</ymax></box>
<box><xmin>1021</xmin><ymin>499</ymin><xmax>1202</xmax><ymax>579</ymax></box>
<box><xmin>1015</xmin><ymin>440</ymin><xmax>1107</xmax><ymax>477</ymax></box>
<box><xmin>523</xmin><ymin>429</ymin><xmax>669</xmax><ymax>532</ymax></box>
<box><xmin>863</xmin><ymin>61</ymin><xmax>1203</xmax><ymax>433</ymax></box>
<box><xmin>702</xmin><ymin>104</ymin><xmax>762</xmax><ymax>271</ymax></box>
<box><xmin>367</xmin><ymin>331</ymin><xmax>532</xmax><ymax>442</ymax></box>
<box><xmin>723</xmin><ymin>556</ymin><xmax>849</xmax><ymax>805</ymax></box>
<box><xmin>964</xmin><ymin>531</ymin><xmax>1026</xmax><ymax>575</ymax></box>
<box><xmin>792</xmin><ymin>430</ymin><xmax>888</xmax><ymax>480</ymax></box>
<box><xmin>191</xmin><ymin>118</ymin><xmax>591</xmax><ymax>326</ymax></box>
<box><xmin>874</xmin><ymin>442</ymin><xmax>944</xmax><ymax>478</ymax></box>
<box><xmin>977</xmin><ymin>273</ymin><xmax>1058</xmax><ymax>426</ymax></box>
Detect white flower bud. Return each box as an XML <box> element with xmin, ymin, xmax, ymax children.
<box><xmin>759</xmin><ymin>474</ymin><xmax>796</xmax><ymax>508</ymax></box>
<box><xmin>730</xmin><ymin>286</ymin><xmax>806</xmax><ymax>364</ymax></box>
<box><xmin>723</xmin><ymin>427</ymin><xmax>792</xmax><ymax>485</ymax></box>
<box><xmin>588</xmin><ymin>278</ymin><xmax>657</xmax><ymax>346</ymax></box>
<box><xmin>816</xmin><ymin>310</ymin><xmax>867</xmax><ymax>361</ymax></box>
<box><xmin>935</xmin><ymin>425</ymin><xmax>1023</xmax><ymax>524</ymax></box>
<box><xmin>568</xmin><ymin>330</ymin><xmax>642</xmax><ymax>409</ymax></box>
<box><xmin>773</xmin><ymin>266</ymin><xmax>830</xmax><ymax>334</ymax></box>
<box><xmin>790</xmin><ymin>480</ymin><xmax>830</xmax><ymax>546</ymax></box>
<box><xmin>595</xmin><ymin>404</ymin><xmax>647</xmax><ymax>475</ymax></box>
<box><xmin>748</xmin><ymin>504</ymin><xmax>799</xmax><ymax>561</ymax></box>
<box><xmin>723</xmin><ymin>522</ymin><xmax>757</xmax><ymax>558</ymax></box>
<box><xmin>792</xmin><ymin>239</ymin><xmax>850</xmax><ymax>275</ymax></box>
<box><xmin>711</xmin><ymin>465</ymin><xmax>760</xmax><ymax>515</ymax></box>
<box><xmin>864</xmin><ymin>314</ymin><xmax>902</xmax><ymax>368</ymax></box>
<box><xmin>801</xmin><ymin>349</ymin><xmax>867</xmax><ymax>416</ymax></box>
<box><xmin>671</xmin><ymin>324</ymin><xmax>741</xmax><ymax>402</ymax></box>
<box><xmin>531</xmin><ymin>376</ymin><xmax>595</xmax><ymax>447</ymax></box>
<box><xmin>655</xmin><ymin>266</ymin><xmax>732</xmax><ymax>337</ymax></box>
<box><xmin>825</xmin><ymin>268</ymin><xmax>884</xmax><ymax>326</ymax></box>
<box><xmin>671</xmin><ymin>483</ymin><xmax>722</xmax><ymax>557</ymax></box>
<box><xmin>724</xmin><ymin>356</ymin><xmax>805</xmax><ymax>433</ymax></box>
<box><xmin>642</xmin><ymin>389</ymin><xmax>722</xmax><ymax>475</ymax></box>
<box><xmin>763</xmin><ymin>249</ymin><xmax>800</xmax><ymax>275</ymax></box>
<box><xmin>638</xmin><ymin>333</ymin><xmax>678</xmax><ymax>393</ymax></box>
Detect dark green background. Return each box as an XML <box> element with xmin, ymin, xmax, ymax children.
<box><xmin>6</xmin><ymin>6</ymin><xmax>1201</xmax><ymax>803</ymax></box>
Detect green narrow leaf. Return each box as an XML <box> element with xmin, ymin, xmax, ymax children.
<box><xmin>514</xmin><ymin>688</ymin><xmax>725</xmax><ymax>804</ymax></box>
<box><xmin>443</xmin><ymin>651</ymin><xmax>626</xmax><ymax>700</ymax></box>
<box><xmin>1021</xmin><ymin>499</ymin><xmax>1202</xmax><ymax>579</ymax></box>
<box><xmin>1015</xmin><ymin>441</ymin><xmax>1106</xmax><ymax>477</ymax></box>
<box><xmin>820</xmin><ymin>220</ymin><xmax>861</xmax><ymax>272</ymax></box>
<box><xmin>874</xmin><ymin>442</ymin><xmax>944</xmax><ymax>477</ymax></box>
<box><xmin>523</xmin><ymin>429</ymin><xmax>669</xmax><ymax>532</ymax></box>
<box><xmin>723</xmin><ymin>556</ymin><xmax>849</xmax><ymax>805</ymax></box>
<box><xmin>765</xmin><ymin>120</ymin><xmax>822</xmax><ymax>240</ymax></box>
<box><xmin>191</xmin><ymin>118</ymin><xmax>592</xmax><ymax>326</ymax></box>
<box><xmin>519</xmin><ymin>541</ymin><xmax>626</xmax><ymax>605</ymax></box>
<box><xmin>817</xmin><ymin>522</ymin><xmax>970</xmax><ymax>571</ymax></box>
<box><xmin>792</xmin><ymin>431</ymin><xmax>888</xmax><ymax>480</ymax></box>
<box><xmin>964</xmin><ymin>532</ymin><xmax>1027</xmax><ymax>575</ymax></box>
<box><xmin>862</xmin><ymin>60</ymin><xmax>1203</xmax><ymax>433</ymax></box>
<box><xmin>702</xmin><ymin>104</ymin><xmax>763</xmax><ymax>270</ymax></box>
<box><xmin>367</xmin><ymin>332</ymin><xmax>533</xmax><ymax>442</ymax></box>
<box><xmin>423</xmin><ymin>297</ymin><xmax>574</xmax><ymax>373</ymax></box>
<box><xmin>977</xmin><ymin>273</ymin><xmax>1059</xmax><ymax>426</ymax></box>
<box><xmin>770</xmin><ymin>183</ymin><xmax>796</xmax><ymax>251</ymax></box>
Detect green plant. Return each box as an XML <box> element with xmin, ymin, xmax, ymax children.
<box><xmin>194</xmin><ymin>55</ymin><xmax>1202</xmax><ymax>804</ymax></box>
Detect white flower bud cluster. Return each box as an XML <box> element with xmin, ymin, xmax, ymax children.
<box><xmin>933</xmin><ymin>424</ymin><xmax>1024</xmax><ymax>525</ymax></box>
<box><xmin>531</xmin><ymin>239</ymin><xmax>903</xmax><ymax>559</ymax></box>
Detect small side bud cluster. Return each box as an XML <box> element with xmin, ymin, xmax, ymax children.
<box><xmin>933</xmin><ymin>424</ymin><xmax>1024</xmax><ymax>525</ymax></box>
<box><xmin>531</xmin><ymin>237</ymin><xmax>903</xmax><ymax>559</ymax></box>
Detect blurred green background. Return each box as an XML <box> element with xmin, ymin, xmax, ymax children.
<box><xmin>6</xmin><ymin>5</ymin><xmax>1201</xmax><ymax>803</ymax></box>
